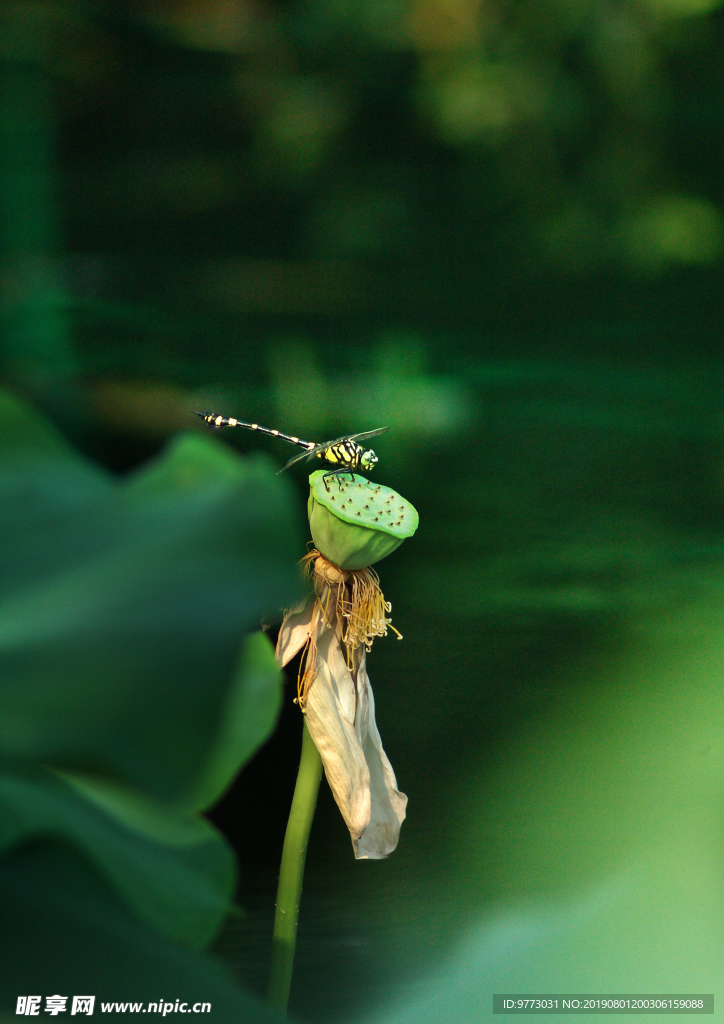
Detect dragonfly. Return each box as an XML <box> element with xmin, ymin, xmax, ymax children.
<box><xmin>194</xmin><ymin>412</ymin><xmax>388</xmax><ymax>489</ymax></box>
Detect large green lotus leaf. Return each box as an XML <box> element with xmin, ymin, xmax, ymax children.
<box><xmin>365</xmin><ymin>600</ymin><xmax>724</xmax><ymax>1024</ymax></box>
<box><xmin>366</xmin><ymin>851</ymin><xmax>723</xmax><ymax>1024</ymax></box>
<box><xmin>0</xmin><ymin>392</ymin><xmax>302</xmax><ymax>799</ymax></box>
<box><xmin>0</xmin><ymin>840</ymin><xmax>286</xmax><ymax>1022</ymax></box>
<box><xmin>53</xmin><ymin>626</ymin><xmax>283</xmax><ymax>823</ymax></box>
<box><xmin>0</xmin><ymin>764</ymin><xmax>232</xmax><ymax>947</ymax></box>
<box><xmin>190</xmin><ymin>629</ymin><xmax>283</xmax><ymax>812</ymax></box>
<box><xmin>0</xmin><ymin>392</ymin><xmax>113</xmax><ymax>586</ymax></box>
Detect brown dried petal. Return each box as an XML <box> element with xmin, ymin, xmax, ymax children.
<box><xmin>305</xmin><ymin>622</ymin><xmax>371</xmax><ymax>840</ymax></box>
<box><xmin>355</xmin><ymin>662</ymin><xmax>408</xmax><ymax>859</ymax></box>
<box><xmin>305</xmin><ymin>627</ymin><xmax>407</xmax><ymax>859</ymax></box>
<box><xmin>276</xmin><ymin>596</ymin><xmax>315</xmax><ymax>668</ymax></box>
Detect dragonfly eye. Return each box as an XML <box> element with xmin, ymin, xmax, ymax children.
<box><xmin>361</xmin><ymin>449</ymin><xmax>378</xmax><ymax>470</ymax></box>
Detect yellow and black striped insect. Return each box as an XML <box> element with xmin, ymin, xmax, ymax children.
<box><xmin>195</xmin><ymin>412</ymin><xmax>388</xmax><ymax>489</ymax></box>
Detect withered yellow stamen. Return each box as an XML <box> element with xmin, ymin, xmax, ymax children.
<box><xmin>294</xmin><ymin>550</ymin><xmax>402</xmax><ymax>710</ymax></box>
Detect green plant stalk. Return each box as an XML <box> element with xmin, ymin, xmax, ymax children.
<box><xmin>267</xmin><ymin>719</ymin><xmax>323</xmax><ymax>1016</ymax></box>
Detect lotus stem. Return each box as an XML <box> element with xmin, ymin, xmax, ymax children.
<box><xmin>267</xmin><ymin>719</ymin><xmax>323</xmax><ymax>1016</ymax></box>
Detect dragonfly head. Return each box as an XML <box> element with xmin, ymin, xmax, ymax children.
<box><xmin>360</xmin><ymin>448</ymin><xmax>378</xmax><ymax>471</ymax></box>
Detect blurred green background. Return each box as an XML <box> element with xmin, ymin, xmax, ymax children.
<box><xmin>2</xmin><ymin>0</ymin><xmax>724</xmax><ymax>1020</ymax></box>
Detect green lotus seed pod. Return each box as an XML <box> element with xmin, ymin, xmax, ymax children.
<box><xmin>307</xmin><ymin>470</ymin><xmax>418</xmax><ymax>570</ymax></box>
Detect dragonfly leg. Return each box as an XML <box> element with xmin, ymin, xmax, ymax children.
<box><xmin>322</xmin><ymin>468</ymin><xmax>355</xmax><ymax>492</ymax></box>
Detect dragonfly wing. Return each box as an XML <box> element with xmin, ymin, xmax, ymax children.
<box><xmin>296</xmin><ymin>428</ymin><xmax>388</xmax><ymax>454</ymax></box>
<box><xmin>279</xmin><ymin>435</ymin><xmax>349</xmax><ymax>471</ymax></box>
<box><xmin>345</xmin><ymin>427</ymin><xmax>389</xmax><ymax>444</ymax></box>
<box><xmin>280</xmin><ymin>448</ymin><xmax>318</xmax><ymax>472</ymax></box>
